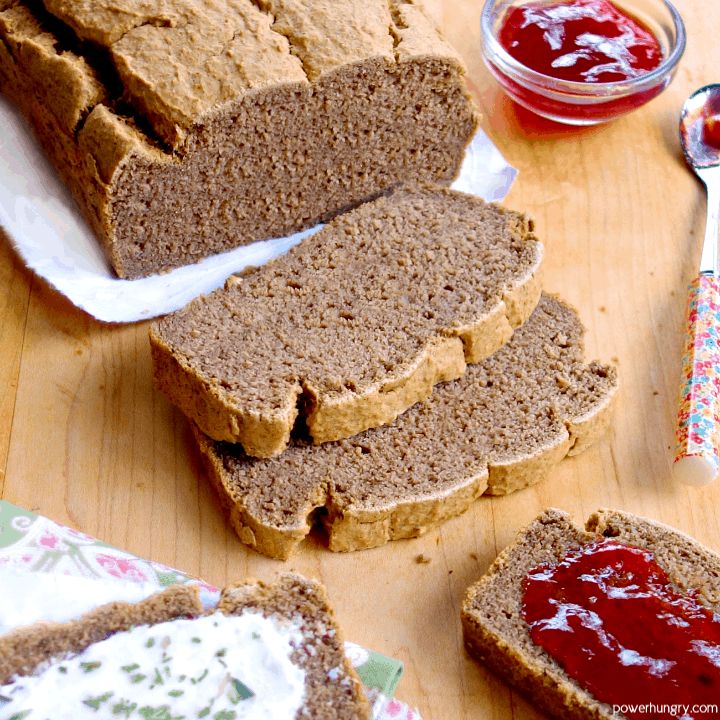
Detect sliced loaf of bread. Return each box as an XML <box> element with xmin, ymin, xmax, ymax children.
<box><xmin>461</xmin><ymin>509</ymin><xmax>720</xmax><ymax>720</ymax></box>
<box><xmin>0</xmin><ymin>573</ymin><xmax>369</xmax><ymax>719</ymax></box>
<box><xmin>0</xmin><ymin>0</ymin><xmax>478</xmax><ymax>277</ymax></box>
<box><xmin>194</xmin><ymin>295</ymin><xmax>617</xmax><ymax>559</ymax></box>
<box><xmin>150</xmin><ymin>185</ymin><xmax>543</xmax><ymax>458</ymax></box>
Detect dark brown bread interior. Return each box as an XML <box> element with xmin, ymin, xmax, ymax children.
<box><xmin>0</xmin><ymin>574</ymin><xmax>369</xmax><ymax>719</ymax></box>
<box><xmin>151</xmin><ymin>184</ymin><xmax>543</xmax><ymax>458</ymax></box>
<box><xmin>461</xmin><ymin>509</ymin><xmax>720</xmax><ymax>720</ymax></box>
<box><xmin>0</xmin><ymin>0</ymin><xmax>478</xmax><ymax>278</ymax></box>
<box><xmin>195</xmin><ymin>295</ymin><xmax>617</xmax><ymax>559</ymax></box>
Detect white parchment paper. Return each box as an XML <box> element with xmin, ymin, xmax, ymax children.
<box><xmin>0</xmin><ymin>96</ymin><xmax>516</xmax><ymax>323</ymax></box>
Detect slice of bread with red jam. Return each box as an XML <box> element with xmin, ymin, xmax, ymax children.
<box><xmin>461</xmin><ymin>509</ymin><xmax>720</xmax><ymax>720</ymax></box>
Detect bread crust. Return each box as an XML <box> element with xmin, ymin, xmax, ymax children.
<box><xmin>461</xmin><ymin>508</ymin><xmax>720</xmax><ymax>719</ymax></box>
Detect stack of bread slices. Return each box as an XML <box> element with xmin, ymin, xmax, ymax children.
<box><xmin>150</xmin><ymin>184</ymin><xmax>618</xmax><ymax>560</ymax></box>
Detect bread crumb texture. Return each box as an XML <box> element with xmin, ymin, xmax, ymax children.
<box><xmin>461</xmin><ymin>509</ymin><xmax>720</xmax><ymax>720</ymax></box>
<box><xmin>194</xmin><ymin>295</ymin><xmax>617</xmax><ymax>559</ymax></box>
<box><xmin>150</xmin><ymin>185</ymin><xmax>544</xmax><ymax>458</ymax></box>
<box><xmin>0</xmin><ymin>0</ymin><xmax>478</xmax><ymax>277</ymax></box>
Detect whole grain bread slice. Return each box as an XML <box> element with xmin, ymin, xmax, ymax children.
<box><xmin>461</xmin><ymin>509</ymin><xmax>720</xmax><ymax>720</ymax></box>
<box><xmin>150</xmin><ymin>184</ymin><xmax>543</xmax><ymax>458</ymax></box>
<box><xmin>0</xmin><ymin>573</ymin><xmax>369</xmax><ymax>720</ymax></box>
<box><xmin>194</xmin><ymin>295</ymin><xmax>617</xmax><ymax>559</ymax></box>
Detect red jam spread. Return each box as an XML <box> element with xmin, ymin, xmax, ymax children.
<box><xmin>522</xmin><ymin>539</ymin><xmax>720</xmax><ymax>719</ymax></box>
<box><xmin>498</xmin><ymin>0</ymin><xmax>663</xmax><ymax>83</ymax></box>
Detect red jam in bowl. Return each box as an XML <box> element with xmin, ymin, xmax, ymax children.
<box><xmin>498</xmin><ymin>0</ymin><xmax>662</xmax><ymax>83</ymax></box>
<box><xmin>486</xmin><ymin>0</ymin><xmax>673</xmax><ymax>123</ymax></box>
<box><xmin>522</xmin><ymin>539</ymin><xmax>720</xmax><ymax>719</ymax></box>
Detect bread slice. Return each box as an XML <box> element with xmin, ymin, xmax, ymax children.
<box><xmin>150</xmin><ymin>185</ymin><xmax>543</xmax><ymax>458</ymax></box>
<box><xmin>461</xmin><ymin>509</ymin><xmax>720</xmax><ymax>720</ymax></box>
<box><xmin>0</xmin><ymin>0</ymin><xmax>478</xmax><ymax>277</ymax></box>
<box><xmin>0</xmin><ymin>573</ymin><xmax>369</xmax><ymax>719</ymax></box>
<box><xmin>193</xmin><ymin>295</ymin><xmax>617</xmax><ymax>559</ymax></box>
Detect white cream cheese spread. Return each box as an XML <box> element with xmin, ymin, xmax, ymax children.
<box><xmin>0</xmin><ymin>611</ymin><xmax>306</xmax><ymax>720</ymax></box>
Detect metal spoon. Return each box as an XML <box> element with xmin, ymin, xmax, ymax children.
<box><xmin>673</xmin><ymin>84</ymin><xmax>720</xmax><ymax>486</ymax></box>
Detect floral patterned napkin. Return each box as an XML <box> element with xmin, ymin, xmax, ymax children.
<box><xmin>0</xmin><ymin>500</ymin><xmax>420</xmax><ymax>720</ymax></box>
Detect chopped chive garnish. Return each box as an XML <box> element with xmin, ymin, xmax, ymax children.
<box><xmin>138</xmin><ymin>706</ymin><xmax>183</xmax><ymax>720</ymax></box>
<box><xmin>80</xmin><ymin>661</ymin><xmax>102</xmax><ymax>673</ymax></box>
<box><xmin>112</xmin><ymin>699</ymin><xmax>138</xmax><ymax>718</ymax></box>
<box><xmin>83</xmin><ymin>691</ymin><xmax>113</xmax><ymax>710</ymax></box>
<box><xmin>191</xmin><ymin>669</ymin><xmax>209</xmax><ymax>685</ymax></box>
<box><xmin>121</xmin><ymin>663</ymin><xmax>140</xmax><ymax>673</ymax></box>
<box><xmin>229</xmin><ymin>678</ymin><xmax>255</xmax><ymax>703</ymax></box>
<box><xmin>151</xmin><ymin>668</ymin><xmax>165</xmax><ymax>687</ymax></box>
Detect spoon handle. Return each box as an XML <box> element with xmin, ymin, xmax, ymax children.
<box><xmin>673</xmin><ymin>274</ymin><xmax>720</xmax><ymax>485</ymax></box>
<box><xmin>699</xmin><ymin>174</ymin><xmax>720</xmax><ymax>274</ymax></box>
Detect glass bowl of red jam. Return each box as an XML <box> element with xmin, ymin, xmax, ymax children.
<box><xmin>480</xmin><ymin>0</ymin><xmax>686</xmax><ymax>125</ymax></box>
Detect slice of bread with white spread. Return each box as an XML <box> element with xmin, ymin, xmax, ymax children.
<box><xmin>0</xmin><ymin>573</ymin><xmax>369</xmax><ymax>719</ymax></box>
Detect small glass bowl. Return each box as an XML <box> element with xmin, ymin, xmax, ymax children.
<box><xmin>480</xmin><ymin>0</ymin><xmax>686</xmax><ymax>126</ymax></box>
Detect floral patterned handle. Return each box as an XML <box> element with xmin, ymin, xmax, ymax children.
<box><xmin>673</xmin><ymin>275</ymin><xmax>720</xmax><ymax>486</ymax></box>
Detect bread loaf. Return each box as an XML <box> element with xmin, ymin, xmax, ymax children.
<box><xmin>0</xmin><ymin>0</ymin><xmax>478</xmax><ymax>277</ymax></box>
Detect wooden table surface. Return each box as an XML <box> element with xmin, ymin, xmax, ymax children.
<box><xmin>2</xmin><ymin>2</ymin><xmax>720</xmax><ymax>717</ymax></box>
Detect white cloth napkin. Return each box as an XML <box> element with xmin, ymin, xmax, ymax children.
<box><xmin>0</xmin><ymin>96</ymin><xmax>516</xmax><ymax>323</ymax></box>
